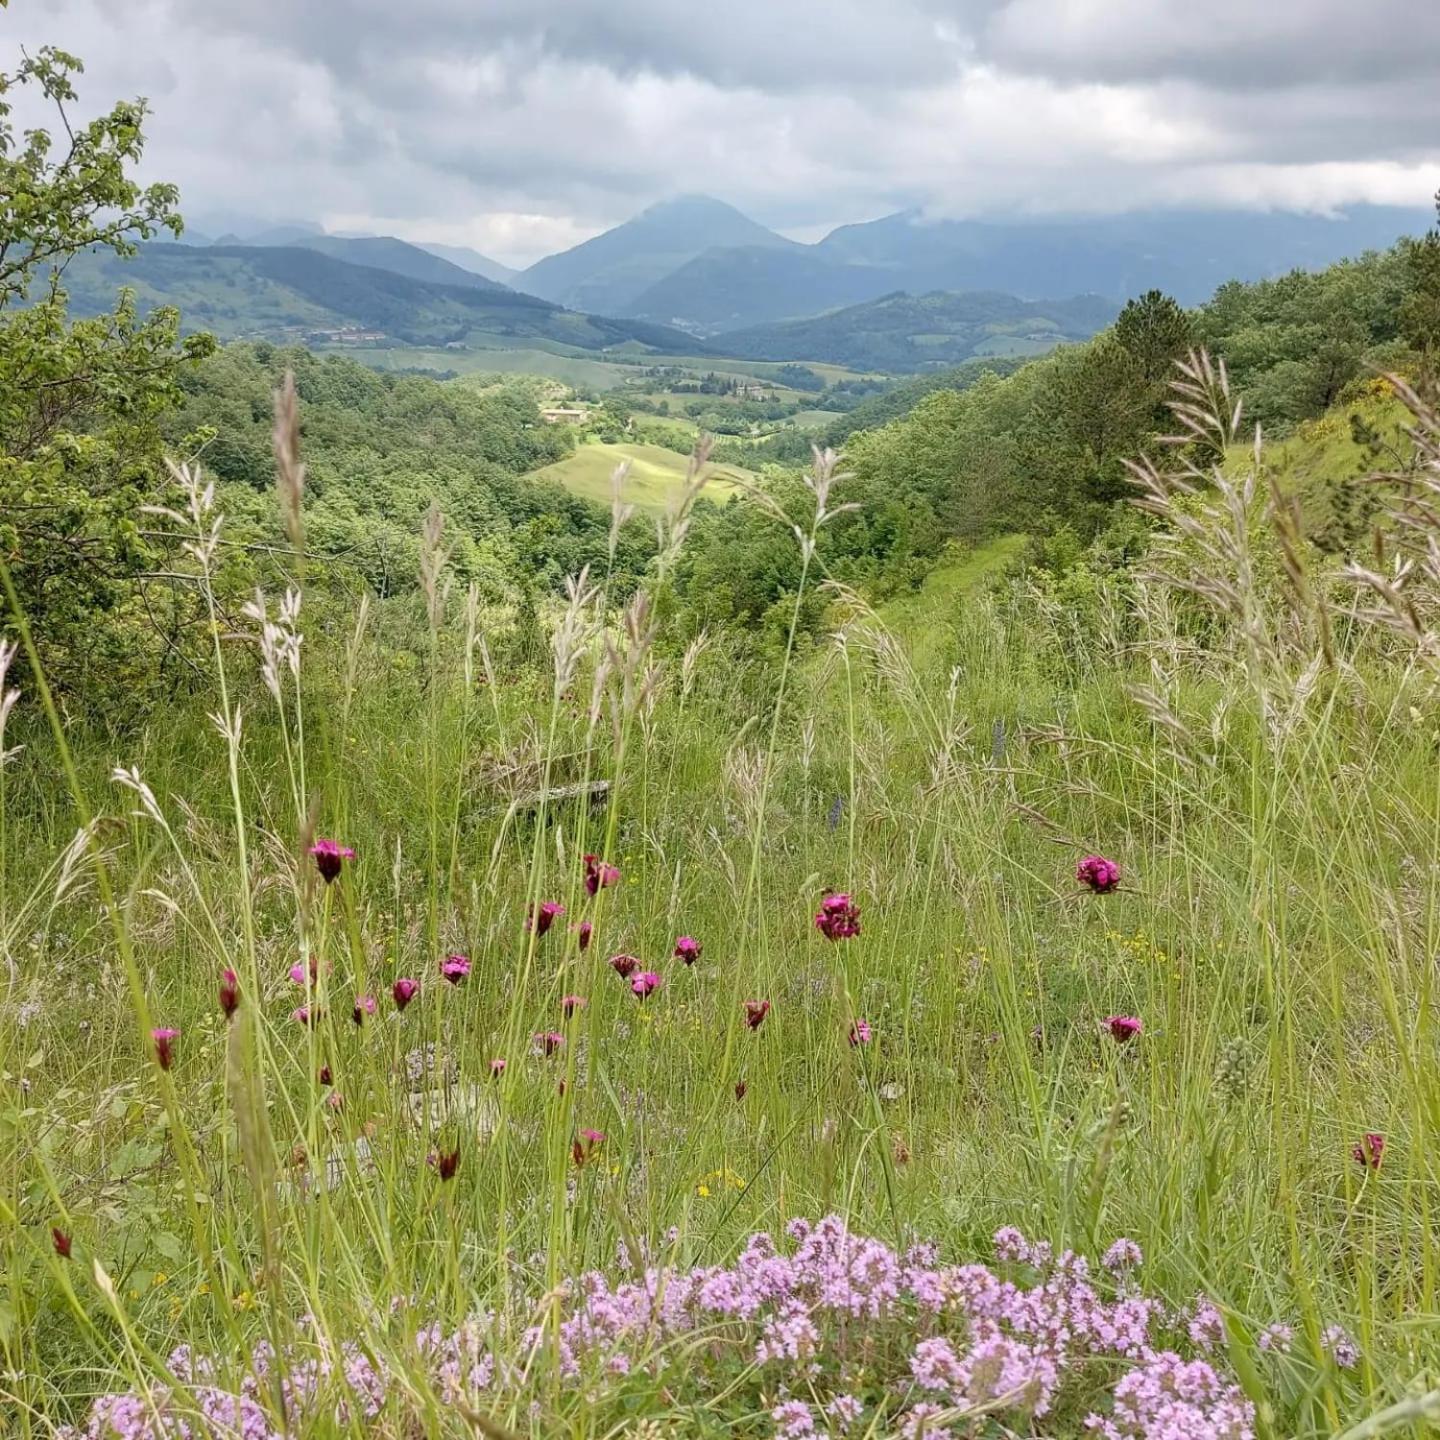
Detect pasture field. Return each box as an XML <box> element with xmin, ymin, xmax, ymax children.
<box><xmin>528</xmin><ymin>438</ymin><xmax>749</xmax><ymax>509</ymax></box>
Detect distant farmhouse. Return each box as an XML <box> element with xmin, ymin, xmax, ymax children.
<box><xmin>540</xmin><ymin>406</ymin><xmax>589</xmax><ymax>424</ymax></box>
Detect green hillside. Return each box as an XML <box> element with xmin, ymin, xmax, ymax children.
<box><xmin>717</xmin><ymin>289</ymin><xmax>1117</xmax><ymax>371</ymax></box>
<box><xmin>528</xmin><ymin>438</ymin><xmax>749</xmax><ymax>511</ymax></box>
<box><xmin>60</xmin><ymin>244</ymin><xmax>703</xmax><ymax>351</ymax></box>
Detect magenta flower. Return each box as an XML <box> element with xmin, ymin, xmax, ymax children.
<box><xmin>352</xmin><ymin>994</ymin><xmax>377</xmax><ymax>1026</ymax></box>
<box><xmin>1077</xmin><ymin>854</ymin><xmax>1122</xmax><ymax>893</ymax></box>
<box><xmin>392</xmin><ymin>977</ymin><xmax>419</xmax><ymax>1011</ymax></box>
<box><xmin>734</xmin><ymin>1079</ymin><xmax>748</xmax><ymax>1101</ymax></box>
<box><xmin>434</xmin><ymin>1146</ymin><xmax>460</xmax><ymax>1182</ymax></box>
<box><xmin>533</xmin><ymin>1031</ymin><xmax>565</xmax><ymax>1056</ymax></box>
<box><xmin>219</xmin><ymin>968</ymin><xmax>240</xmax><ymax>1021</ymax></box>
<box><xmin>292</xmin><ymin>1005</ymin><xmax>321</xmax><ymax>1028</ymax></box>
<box><xmin>849</xmin><ymin>1018</ymin><xmax>872</xmax><ymax>1046</ymax></box>
<box><xmin>575</xmin><ymin>919</ymin><xmax>594</xmax><ymax>951</ymax></box>
<box><xmin>318</xmin><ymin>1065</ymin><xmax>333</xmax><ymax>1086</ymax></box>
<box><xmin>814</xmin><ymin>893</ymin><xmax>861</xmax><ymax>941</ymax></box>
<box><xmin>609</xmin><ymin>953</ymin><xmax>639</xmax><ymax>980</ymax></box>
<box><xmin>1105</xmin><ymin>1015</ymin><xmax>1142</xmax><ymax>1042</ymax></box>
<box><xmin>309</xmin><ymin>838</ymin><xmax>355</xmax><ymax>884</ymax></box>
<box><xmin>631</xmin><ymin>971</ymin><xmax>661</xmax><ymax>999</ymax></box>
<box><xmin>573</xmin><ymin>1127</ymin><xmax>606</xmax><ymax>1166</ymax></box>
<box><xmin>1353</xmin><ymin>1132</ymin><xmax>1385</xmax><ymax>1171</ymax></box>
<box><xmin>440</xmin><ymin>954</ymin><xmax>471</xmax><ymax>985</ymax></box>
<box><xmin>744</xmin><ymin>1000</ymin><xmax>771</xmax><ymax>1031</ymax></box>
<box><xmin>583</xmin><ymin>853</ymin><xmax>621</xmax><ymax>896</ymax></box>
<box><xmin>489</xmin><ymin>1057</ymin><xmax>507</xmax><ymax>1078</ymax></box>
<box><xmin>674</xmin><ymin>936</ymin><xmax>702</xmax><ymax>965</ymax></box>
<box><xmin>528</xmin><ymin>900</ymin><xmax>564</xmax><ymax>937</ymax></box>
<box><xmin>288</xmin><ymin>955</ymin><xmax>323</xmax><ymax>986</ymax></box>
<box><xmin>562</xmin><ymin>994</ymin><xmax>587</xmax><ymax>1018</ymax></box>
<box><xmin>151</xmin><ymin>1027</ymin><xmax>179</xmax><ymax>1070</ymax></box>
<box><xmin>52</xmin><ymin>1227</ymin><xmax>72</xmax><ymax>1259</ymax></box>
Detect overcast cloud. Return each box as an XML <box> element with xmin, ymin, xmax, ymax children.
<box><xmin>8</xmin><ymin>0</ymin><xmax>1440</xmax><ymax>265</ymax></box>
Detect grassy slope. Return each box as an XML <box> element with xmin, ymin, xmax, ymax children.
<box><xmin>529</xmin><ymin>438</ymin><xmax>750</xmax><ymax>510</ymax></box>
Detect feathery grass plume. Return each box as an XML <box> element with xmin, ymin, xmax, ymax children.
<box><xmin>608</xmin><ymin>459</ymin><xmax>635</xmax><ymax>564</ymax></box>
<box><xmin>271</xmin><ymin>369</ymin><xmax>306</xmax><ymax>553</ymax></box>
<box><xmin>419</xmin><ymin>500</ymin><xmax>452</xmax><ymax>632</ymax></box>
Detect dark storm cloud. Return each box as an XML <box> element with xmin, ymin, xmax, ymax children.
<box><xmin>9</xmin><ymin>0</ymin><xmax>1439</xmax><ymax>265</ymax></box>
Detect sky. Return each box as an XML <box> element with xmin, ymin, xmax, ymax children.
<box><xmin>9</xmin><ymin>0</ymin><xmax>1440</xmax><ymax>267</ymax></box>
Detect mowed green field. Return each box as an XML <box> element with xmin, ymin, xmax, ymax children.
<box><xmin>531</xmin><ymin>438</ymin><xmax>750</xmax><ymax>510</ymax></box>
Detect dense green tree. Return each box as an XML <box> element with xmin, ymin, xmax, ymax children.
<box><xmin>0</xmin><ymin>45</ymin><xmax>215</xmax><ymax>700</ymax></box>
<box><xmin>1399</xmin><ymin>192</ymin><xmax>1440</xmax><ymax>356</ymax></box>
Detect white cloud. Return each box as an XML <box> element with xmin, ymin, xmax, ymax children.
<box><xmin>9</xmin><ymin>0</ymin><xmax>1438</xmax><ymax>266</ymax></box>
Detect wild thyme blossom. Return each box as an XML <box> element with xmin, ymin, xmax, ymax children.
<box><xmin>65</xmin><ymin>1219</ymin><xmax>1263</xmax><ymax>1440</ymax></box>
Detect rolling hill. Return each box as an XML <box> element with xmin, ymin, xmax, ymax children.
<box><xmin>717</xmin><ymin>290</ymin><xmax>1118</xmax><ymax>371</ymax></box>
<box><xmin>413</xmin><ymin>242</ymin><xmax>519</xmax><ymax>287</ymax></box>
<box><xmin>60</xmin><ymin>243</ymin><xmax>704</xmax><ymax>352</ymax></box>
<box><xmin>285</xmin><ymin>235</ymin><xmax>509</xmax><ymax>291</ymax></box>
<box><xmin>517</xmin><ymin>195</ymin><xmax>795</xmax><ymax>316</ymax></box>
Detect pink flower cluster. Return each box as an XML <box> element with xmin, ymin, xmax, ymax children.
<box><xmin>61</xmin><ymin>1220</ymin><xmax>1276</xmax><ymax>1439</ymax></box>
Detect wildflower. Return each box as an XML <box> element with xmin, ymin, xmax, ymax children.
<box><xmin>1076</xmin><ymin>854</ymin><xmax>1121</xmax><ymax>893</ymax></box>
<box><xmin>674</xmin><ymin>935</ymin><xmax>702</xmax><ymax>965</ymax></box>
<box><xmin>433</xmin><ymin>1147</ymin><xmax>460</xmax><ymax>1182</ymax></box>
<box><xmin>392</xmin><ymin>978</ymin><xmax>419</xmax><ymax>1011</ymax></box>
<box><xmin>352</xmin><ymin>994</ymin><xmax>377</xmax><ymax>1026</ymax></box>
<box><xmin>489</xmin><ymin>1058</ymin><xmax>506</xmax><ymax>1078</ymax></box>
<box><xmin>52</xmin><ymin>1227</ymin><xmax>72</xmax><ymax>1259</ymax></box>
<box><xmin>1322</xmin><ymin>1324</ymin><xmax>1359</xmax><ymax>1369</ymax></box>
<box><xmin>772</xmin><ymin>1399</ymin><xmax>815</xmax><ymax>1437</ymax></box>
<box><xmin>631</xmin><ymin>971</ymin><xmax>661</xmax><ymax>999</ymax></box>
<box><xmin>815</xmin><ymin>892</ymin><xmax>861</xmax><ymax>941</ymax></box>
<box><xmin>849</xmin><ymin>1018</ymin><xmax>872</xmax><ymax>1046</ymax></box>
<box><xmin>219</xmin><ymin>968</ymin><xmax>240</xmax><ymax>1021</ymax></box>
<box><xmin>1102</xmin><ymin>1238</ymin><xmax>1143</xmax><ymax>1273</ymax></box>
<box><xmin>533</xmin><ymin>1031</ymin><xmax>565</xmax><ymax>1056</ymax></box>
<box><xmin>574</xmin><ymin>919</ymin><xmax>593</xmax><ymax>951</ymax></box>
<box><xmin>744</xmin><ymin>999</ymin><xmax>771</xmax><ymax>1030</ymax></box>
<box><xmin>289</xmin><ymin>958</ymin><xmax>321</xmax><ymax>985</ymax></box>
<box><xmin>1258</xmin><ymin>1324</ymin><xmax>1293</xmax><ymax>1354</ymax></box>
<box><xmin>440</xmin><ymin>954</ymin><xmax>471</xmax><ymax>985</ymax></box>
<box><xmin>573</xmin><ymin>1128</ymin><xmax>606</xmax><ymax>1166</ymax></box>
<box><xmin>309</xmin><ymin>838</ymin><xmax>355</xmax><ymax>884</ymax></box>
<box><xmin>326</xmin><ymin>1091</ymin><xmax>343</xmax><ymax>1112</ymax></box>
<box><xmin>1106</xmin><ymin>1015</ymin><xmax>1142</xmax><ymax>1042</ymax></box>
<box><xmin>826</xmin><ymin>1395</ymin><xmax>863</xmax><ymax>1433</ymax></box>
<box><xmin>318</xmin><ymin>1065</ymin><xmax>333</xmax><ymax>1086</ymax></box>
<box><xmin>583</xmin><ymin>853</ymin><xmax>620</xmax><ymax>895</ymax></box>
<box><xmin>151</xmin><ymin>1027</ymin><xmax>179</xmax><ymax>1070</ymax></box>
<box><xmin>1352</xmin><ymin>1132</ymin><xmax>1384</xmax><ymax>1171</ymax></box>
<box><xmin>610</xmin><ymin>953</ymin><xmax>639</xmax><ymax>980</ymax></box>
<box><xmin>561</xmin><ymin>994</ymin><xmax>587</xmax><ymax>1018</ymax></box>
<box><xmin>734</xmin><ymin>1079</ymin><xmax>748</xmax><ymax>1101</ymax></box>
<box><xmin>527</xmin><ymin>901</ymin><xmax>564</xmax><ymax>937</ymax></box>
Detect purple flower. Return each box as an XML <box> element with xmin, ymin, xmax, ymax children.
<box><xmin>745</xmin><ymin>999</ymin><xmax>771</xmax><ymax>1030</ymax></box>
<box><xmin>815</xmin><ymin>892</ymin><xmax>861</xmax><ymax>941</ymax></box>
<box><xmin>352</xmin><ymin>994</ymin><xmax>377</xmax><ymax>1025</ymax></box>
<box><xmin>392</xmin><ymin>978</ymin><xmax>419</xmax><ymax>1011</ymax></box>
<box><xmin>534</xmin><ymin>1031</ymin><xmax>565</xmax><ymax>1056</ymax></box>
<box><xmin>309</xmin><ymin>838</ymin><xmax>355</xmax><ymax>884</ymax></box>
<box><xmin>292</xmin><ymin>1005</ymin><xmax>321</xmax><ymax>1028</ymax></box>
<box><xmin>528</xmin><ymin>901</ymin><xmax>564</xmax><ymax>937</ymax></box>
<box><xmin>52</xmin><ymin>1227</ymin><xmax>72</xmax><ymax>1259</ymax></box>
<box><xmin>674</xmin><ymin>935</ymin><xmax>702</xmax><ymax>965</ymax></box>
<box><xmin>849</xmin><ymin>1018</ymin><xmax>872</xmax><ymax>1046</ymax></box>
<box><xmin>318</xmin><ymin>1065</ymin><xmax>333</xmax><ymax>1086</ymax></box>
<box><xmin>440</xmin><ymin>954</ymin><xmax>471</xmax><ymax>985</ymax></box>
<box><xmin>583</xmin><ymin>853</ymin><xmax>621</xmax><ymax>896</ymax></box>
<box><xmin>574</xmin><ymin>919</ymin><xmax>593</xmax><ymax>951</ymax></box>
<box><xmin>562</xmin><ymin>994</ymin><xmax>587</xmax><ymax>1018</ymax></box>
<box><xmin>631</xmin><ymin>971</ymin><xmax>661</xmax><ymax>999</ymax></box>
<box><xmin>489</xmin><ymin>1057</ymin><xmax>507</xmax><ymax>1078</ymax></box>
<box><xmin>219</xmin><ymin>968</ymin><xmax>240</xmax><ymax>1021</ymax></box>
<box><xmin>1352</xmin><ymin>1132</ymin><xmax>1385</xmax><ymax>1171</ymax></box>
<box><xmin>289</xmin><ymin>956</ymin><xmax>322</xmax><ymax>985</ymax></box>
<box><xmin>573</xmin><ymin>1127</ymin><xmax>606</xmax><ymax>1166</ymax></box>
<box><xmin>609</xmin><ymin>953</ymin><xmax>639</xmax><ymax>980</ymax></box>
<box><xmin>1077</xmin><ymin>854</ymin><xmax>1121</xmax><ymax>893</ymax></box>
<box><xmin>433</xmin><ymin>1146</ymin><xmax>460</xmax><ymax>1182</ymax></box>
<box><xmin>151</xmin><ymin>1027</ymin><xmax>179</xmax><ymax>1070</ymax></box>
<box><xmin>1322</xmin><ymin>1325</ymin><xmax>1359</xmax><ymax>1368</ymax></box>
<box><xmin>1106</xmin><ymin>1015</ymin><xmax>1143</xmax><ymax>1042</ymax></box>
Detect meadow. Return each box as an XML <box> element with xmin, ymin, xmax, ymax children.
<box><xmin>5</xmin><ymin>361</ymin><xmax>1440</xmax><ymax>1440</ymax></box>
<box><xmin>528</xmin><ymin>438</ymin><xmax>749</xmax><ymax>510</ymax></box>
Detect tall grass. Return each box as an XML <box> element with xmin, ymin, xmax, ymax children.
<box><xmin>2</xmin><ymin>362</ymin><xmax>1440</xmax><ymax>1437</ymax></box>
